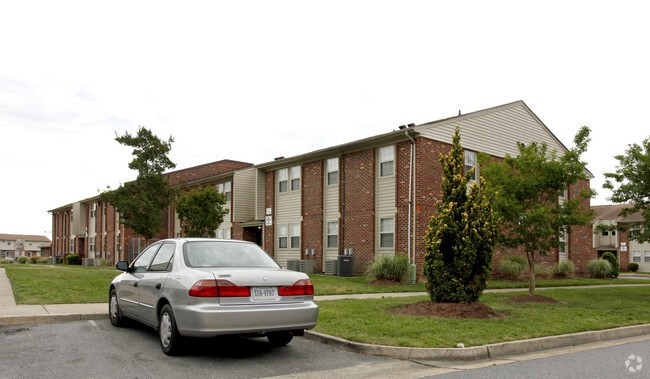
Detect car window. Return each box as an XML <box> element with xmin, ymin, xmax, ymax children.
<box><xmin>149</xmin><ymin>243</ymin><xmax>175</xmax><ymax>272</ymax></box>
<box><xmin>184</xmin><ymin>241</ymin><xmax>280</xmax><ymax>268</ymax></box>
<box><xmin>132</xmin><ymin>244</ymin><xmax>161</xmax><ymax>273</ymax></box>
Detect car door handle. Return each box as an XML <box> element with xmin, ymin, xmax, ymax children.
<box><xmin>155</xmin><ymin>283</ymin><xmax>161</xmax><ymax>290</ymax></box>
<box><xmin>133</xmin><ymin>282</ymin><xmax>138</xmax><ymax>287</ymax></box>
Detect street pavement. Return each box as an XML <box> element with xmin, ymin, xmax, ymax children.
<box><xmin>2</xmin><ymin>267</ymin><xmax>650</xmax><ymax>362</ymax></box>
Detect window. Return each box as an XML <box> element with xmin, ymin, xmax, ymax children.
<box><xmin>278</xmin><ymin>169</ymin><xmax>288</xmax><ymax>193</ymax></box>
<box><xmin>326</xmin><ymin>158</ymin><xmax>339</xmax><ymax>185</ymax></box>
<box><xmin>327</xmin><ymin>221</ymin><xmax>338</xmax><ymax>248</ymax></box>
<box><xmin>278</xmin><ymin>225</ymin><xmax>288</xmax><ymax>248</ymax></box>
<box><xmin>380</xmin><ymin>218</ymin><xmax>394</xmax><ymax>248</ymax></box>
<box><xmin>602</xmin><ymin>230</ymin><xmax>609</xmax><ymax>236</ymax></box>
<box><xmin>290</xmin><ymin>166</ymin><xmax>301</xmax><ymax>191</ymax></box>
<box><xmin>631</xmin><ymin>228</ymin><xmax>640</xmax><ymax>238</ymax></box>
<box><xmin>379</xmin><ymin>146</ymin><xmax>394</xmax><ymax>177</ymax></box>
<box><xmin>465</xmin><ymin>150</ymin><xmax>478</xmax><ymax>182</ymax></box>
<box><xmin>149</xmin><ymin>243</ymin><xmax>175</xmax><ymax>272</ymax></box>
<box><xmin>612</xmin><ymin>230</ymin><xmax>616</xmax><ymax>236</ymax></box>
<box><xmin>89</xmin><ymin>237</ymin><xmax>96</xmax><ymax>252</ymax></box>
<box><xmin>70</xmin><ymin>238</ymin><xmax>75</xmax><ymax>253</ymax></box>
<box><xmin>90</xmin><ymin>203</ymin><xmax>97</xmax><ymax>218</ymax></box>
<box><xmin>290</xmin><ymin>224</ymin><xmax>301</xmax><ymax>249</ymax></box>
<box><xmin>645</xmin><ymin>251</ymin><xmax>650</xmax><ymax>263</ymax></box>
<box><xmin>559</xmin><ymin>231</ymin><xmax>567</xmax><ymax>254</ymax></box>
<box><xmin>132</xmin><ymin>244</ymin><xmax>161</xmax><ymax>273</ymax></box>
<box><xmin>217</xmin><ymin>182</ymin><xmax>232</xmax><ymax>202</ymax></box>
<box><xmin>633</xmin><ymin>251</ymin><xmax>641</xmax><ymax>263</ymax></box>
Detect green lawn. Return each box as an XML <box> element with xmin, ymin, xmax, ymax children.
<box><xmin>314</xmin><ymin>286</ymin><xmax>650</xmax><ymax>347</ymax></box>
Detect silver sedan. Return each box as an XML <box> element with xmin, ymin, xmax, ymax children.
<box><xmin>109</xmin><ymin>238</ymin><xmax>319</xmax><ymax>355</ymax></box>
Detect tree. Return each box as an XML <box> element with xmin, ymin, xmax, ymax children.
<box><xmin>100</xmin><ymin>127</ymin><xmax>176</xmax><ymax>245</ymax></box>
<box><xmin>480</xmin><ymin>126</ymin><xmax>595</xmax><ymax>296</ymax></box>
<box><xmin>603</xmin><ymin>137</ymin><xmax>650</xmax><ymax>243</ymax></box>
<box><xmin>175</xmin><ymin>186</ymin><xmax>229</xmax><ymax>238</ymax></box>
<box><xmin>423</xmin><ymin>128</ymin><xmax>500</xmax><ymax>304</ymax></box>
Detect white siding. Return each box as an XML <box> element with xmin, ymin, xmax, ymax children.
<box><xmin>417</xmin><ymin>103</ymin><xmax>567</xmax><ymax>159</ymax></box>
<box><xmin>629</xmin><ymin>240</ymin><xmax>650</xmax><ymax>272</ymax></box>
<box><xmin>323</xmin><ymin>159</ymin><xmax>340</xmax><ymax>262</ymax></box>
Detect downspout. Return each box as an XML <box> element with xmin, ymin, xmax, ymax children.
<box><xmin>405</xmin><ymin>131</ymin><xmax>416</xmax><ymax>267</ymax></box>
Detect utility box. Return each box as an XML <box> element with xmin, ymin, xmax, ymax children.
<box><xmin>337</xmin><ymin>255</ymin><xmax>354</xmax><ymax>277</ymax></box>
<box><xmin>287</xmin><ymin>260</ymin><xmax>300</xmax><ymax>271</ymax></box>
<box><xmin>324</xmin><ymin>260</ymin><xmax>338</xmax><ymax>276</ymax></box>
<box><xmin>299</xmin><ymin>260</ymin><xmax>315</xmax><ymax>274</ymax></box>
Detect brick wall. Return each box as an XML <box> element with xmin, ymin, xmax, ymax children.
<box><xmin>302</xmin><ymin>160</ymin><xmax>324</xmax><ymax>271</ymax></box>
<box><xmin>568</xmin><ymin>179</ymin><xmax>598</xmax><ymax>273</ymax></box>
<box><xmin>341</xmin><ymin>149</ymin><xmax>375</xmax><ymax>273</ymax></box>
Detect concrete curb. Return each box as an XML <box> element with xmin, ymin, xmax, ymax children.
<box><xmin>304</xmin><ymin>323</ymin><xmax>650</xmax><ymax>361</ymax></box>
<box><xmin>0</xmin><ymin>312</ymin><xmax>109</xmax><ymax>326</ymax></box>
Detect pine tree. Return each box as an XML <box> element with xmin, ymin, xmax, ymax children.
<box><xmin>423</xmin><ymin>127</ymin><xmax>499</xmax><ymax>303</ymax></box>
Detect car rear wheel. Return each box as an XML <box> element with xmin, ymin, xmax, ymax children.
<box><xmin>267</xmin><ymin>331</ymin><xmax>293</xmax><ymax>346</ymax></box>
<box><xmin>159</xmin><ymin>304</ymin><xmax>182</xmax><ymax>356</ymax></box>
<box><xmin>109</xmin><ymin>289</ymin><xmax>124</xmax><ymax>327</ymax></box>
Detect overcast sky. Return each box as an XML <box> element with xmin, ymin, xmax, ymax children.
<box><xmin>1</xmin><ymin>1</ymin><xmax>648</xmax><ymax>239</ymax></box>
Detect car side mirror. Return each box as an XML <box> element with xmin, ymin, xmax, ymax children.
<box><xmin>116</xmin><ymin>261</ymin><xmax>130</xmax><ymax>272</ymax></box>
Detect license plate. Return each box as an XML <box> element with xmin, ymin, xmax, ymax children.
<box><xmin>252</xmin><ymin>287</ymin><xmax>278</xmax><ymax>301</ymax></box>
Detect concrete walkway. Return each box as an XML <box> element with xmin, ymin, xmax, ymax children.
<box><xmin>2</xmin><ymin>267</ymin><xmax>650</xmax><ymax>361</ymax></box>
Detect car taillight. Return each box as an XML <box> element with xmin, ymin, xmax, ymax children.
<box><xmin>188</xmin><ymin>280</ymin><xmax>251</xmax><ymax>297</ymax></box>
<box><xmin>278</xmin><ymin>279</ymin><xmax>314</xmax><ymax>296</ymax></box>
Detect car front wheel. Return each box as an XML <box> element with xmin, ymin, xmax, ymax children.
<box><xmin>109</xmin><ymin>289</ymin><xmax>124</xmax><ymax>327</ymax></box>
<box><xmin>267</xmin><ymin>331</ymin><xmax>293</xmax><ymax>346</ymax></box>
<box><xmin>158</xmin><ymin>304</ymin><xmax>182</xmax><ymax>355</ymax></box>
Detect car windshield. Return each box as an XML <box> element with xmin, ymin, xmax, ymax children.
<box><xmin>183</xmin><ymin>241</ymin><xmax>280</xmax><ymax>268</ymax></box>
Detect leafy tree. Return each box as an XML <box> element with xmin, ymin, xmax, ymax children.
<box><xmin>100</xmin><ymin>127</ymin><xmax>176</xmax><ymax>244</ymax></box>
<box><xmin>480</xmin><ymin>126</ymin><xmax>594</xmax><ymax>296</ymax></box>
<box><xmin>175</xmin><ymin>186</ymin><xmax>229</xmax><ymax>238</ymax></box>
<box><xmin>423</xmin><ymin>128</ymin><xmax>500</xmax><ymax>304</ymax></box>
<box><xmin>603</xmin><ymin>137</ymin><xmax>650</xmax><ymax>243</ymax></box>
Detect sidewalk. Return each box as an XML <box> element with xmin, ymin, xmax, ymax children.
<box><xmin>2</xmin><ymin>267</ymin><xmax>650</xmax><ymax>361</ymax></box>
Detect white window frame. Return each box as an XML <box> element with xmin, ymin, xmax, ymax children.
<box><xmin>379</xmin><ymin>218</ymin><xmax>395</xmax><ymax>248</ymax></box>
<box><xmin>465</xmin><ymin>150</ymin><xmax>478</xmax><ymax>182</ymax></box>
<box><xmin>217</xmin><ymin>182</ymin><xmax>232</xmax><ymax>202</ymax></box>
<box><xmin>327</xmin><ymin>221</ymin><xmax>338</xmax><ymax>248</ymax></box>
<box><xmin>633</xmin><ymin>251</ymin><xmax>641</xmax><ymax>263</ymax></box>
<box><xmin>278</xmin><ymin>225</ymin><xmax>288</xmax><ymax>249</ymax></box>
<box><xmin>558</xmin><ymin>231</ymin><xmax>567</xmax><ymax>254</ymax></box>
<box><xmin>290</xmin><ymin>166</ymin><xmax>301</xmax><ymax>191</ymax></box>
<box><xmin>278</xmin><ymin>169</ymin><xmax>288</xmax><ymax>193</ymax></box>
<box><xmin>645</xmin><ymin>251</ymin><xmax>650</xmax><ymax>263</ymax></box>
<box><xmin>290</xmin><ymin>223</ymin><xmax>301</xmax><ymax>249</ymax></box>
<box><xmin>379</xmin><ymin>146</ymin><xmax>395</xmax><ymax>177</ymax></box>
<box><xmin>326</xmin><ymin>158</ymin><xmax>339</xmax><ymax>185</ymax></box>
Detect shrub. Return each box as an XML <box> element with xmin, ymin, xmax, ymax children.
<box><xmin>367</xmin><ymin>255</ymin><xmax>409</xmax><ymax>282</ymax></box>
<box><xmin>37</xmin><ymin>258</ymin><xmax>48</xmax><ymax>264</ymax></box>
<box><xmin>534</xmin><ymin>263</ymin><xmax>553</xmax><ymax>279</ymax></box>
<box><xmin>553</xmin><ymin>260</ymin><xmax>575</xmax><ymax>277</ymax></box>
<box><xmin>628</xmin><ymin>262</ymin><xmax>640</xmax><ymax>272</ymax></box>
<box><xmin>498</xmin><ymin>256</ymin><xmax>527</xmax><ymax>278</ymax></box>
<box><xmin>29</xmin><ymin>256</ymin><xmax>39</xmax><ymax>264</ymax></box>
<box><xmin>601</xmin><ymin>252</ymin><xmax>619</xmax><ymax>278</ymax></box>
<box><xmin>99</xmin><ymin>259</ymin><xmax>111</xmax><ymax>267</ymax></box>
<box><xmin>66</xmin><ymin>254</ymin><xmax>81</xmax><ymax>265</ymax></box>
<box><xmin>0</xmin><ymin>258</ymin><xmax>9</xmax><ymax>264</ymax></box>
<box><xmin>587</xmin><ymin>259</ymin><xmax>612</xmax><ymax>278</ymax></box>
<box><xmin>17</xmin><ymin>256</ymin><xmax>29</xmax><ymax>264</ymax></box>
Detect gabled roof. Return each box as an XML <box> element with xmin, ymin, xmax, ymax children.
<box><xmin>0</xmin><ymin>234</ymin><xmax>51</xmax><ymax>243</ymax></box>
<box><xmin>592</xmin><ymin>204</ymin><xmax>645</xmax><ymax>223</ymax></box>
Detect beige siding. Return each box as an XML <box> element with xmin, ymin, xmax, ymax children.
<box><xmin>323</xmin><ymin>164</ymin><xmax>340</xmax><ymax>262</ymax></box>
<box><xmin>232</xmin><ymin>167</ymin><xmax>256</xmax><ymax>222</ymax></box>
<box><xmin>417</xmin><ymin>103</ymin><xmax>566</xmax><ymax>159</ymax></box>
<box><xmin>629</xmin><ymin>240</ymin><xmax>650</xmax><ymax>272</ymax></box>
<box><xmin>71</xmin><ymin>202</ymin><xmax>87</xmax><ymax>237</ymax></box>
<box><xmin>275</xmin><ymin>169</ymin><xmax>302</xmax><ymax>268</ymax></box>
<box><xmin>376</xmin><ymin>146</ymin><xmax>396</xmax><ymax>257</ymax></box>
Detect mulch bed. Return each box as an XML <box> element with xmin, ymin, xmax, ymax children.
<box><xmin>387</xmin><ymin>301</ymin><xmax>506</xmax><ymax>319</ymax></box>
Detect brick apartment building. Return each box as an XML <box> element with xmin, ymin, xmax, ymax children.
<box><xmin>49</xmin><ymin>101</ymin><xmax>599</xmax><ymax>276</ymax></box>
<box><xmin>0</xmin><ymin>234</ymin><xmax>51</xmax><ymax>258</ymax></box>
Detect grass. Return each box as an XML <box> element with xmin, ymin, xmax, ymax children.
<box><xmin>2</xmin><ymin>264</ymin><xmax>120</xmax><ymax>304</ymax></box>
<box><xmin>314</xmin><ymin>286</ymin><xmax>650</xmax><ymax>348</ymax></box>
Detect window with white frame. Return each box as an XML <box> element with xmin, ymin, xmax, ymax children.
<box><xmin>559</xmin><ymin>231</ymin><xmax>567</xmax><ymax>254</ymax></box>
<box><xmin>379</xmin><ymin>146</ymin><xmax>394</xmax><ymax>177</ymax></box>
<box><xmin>217</xmin><ymin>182</ymin><xmax>232</xmax><ymax>202</ymax></box>
<box><xmin>633</xmin><ymin>251</ymin><xmax>641</xmax><ymax>263</ymax></box>
<box><xmin>645</xmin><ymin>251</ymin><xmax>650</xmax><ymax>263</ymax></box>
<box><xmin>326</xmin><ymin>158</ymin><xmax>339</xmax><ymax>185</ymax></box>
<box><xmin>290</xmin><ymin>166</ymin><xmax>301</xmax><ymax>191</ymax></box>
<box><xmin>278</xmin><ymin>225</ymin><xmax>288</xmax><ymax>248</ymax></box>
<box><xmin>380</xmin><ymin>218</ymin><xmax>394</xmax><ymax>248</ymax></box>
<box><xmin>70</xmin><ymin>238</ymin><xmax>75</xmax><ymax>253</ymax></box>
<box><xmin>89</xmin><ymin>237</ymin><xmax>96</xmax><ymax>252</ymax></box>
<box><xmin>327</xmin><ymin>221</ymin><xmax>338</xmax><ymax>248</ymax></box>
<box><xmin>90</xmin><ymin>203</ymin><xmax>97</xmax><ymax>218</ymax></box>
<box><xmin>464</xmin><ymin>150</ymin><xmax>478</xmax><ymax>182</ymax></box>
<box><xmin>278</xmin><ymin>168</ymin><xmax>288</xmax><ymax>193</ymax></box>
<box><xmin>290</xmin><ymin>223</ymin><xmax>301</xmax><ymax>249</ymax></box>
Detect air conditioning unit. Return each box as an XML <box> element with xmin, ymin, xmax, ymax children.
<box><xmin>299</xmin><ymin>260</ymin><xmax>315</xmax><ymax>274</ymax></box>
<box><xmin>324</xmin><ymin>260</ymin><xmax>338</xmax><ymax>276</ymax></box>
<box><xmin>338</xmin><ymin>256</ymin><xmax>354</xmax><ymax>277</ymax></box>
<box><xmin>287</xmin><ymin>260</ymin><xmax>300</xmax><ymax>271</ymax></box>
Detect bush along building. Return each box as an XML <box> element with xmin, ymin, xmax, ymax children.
<box><xmin>48</xmin><ymin>101</ymin><xmax>598</xmax><ymax>276</ymax></box>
